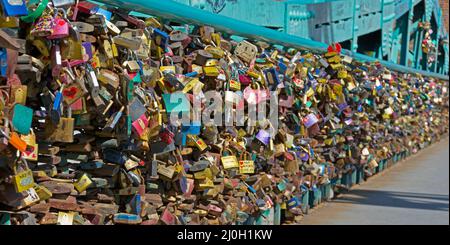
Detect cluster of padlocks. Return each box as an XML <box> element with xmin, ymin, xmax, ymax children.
<box><xmin>0</xmin><ymin>0</ymin><xmax>448</xmax><ymax>225</ymax></box>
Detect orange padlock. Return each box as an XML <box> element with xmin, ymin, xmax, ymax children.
<box><xmin>10</xmin><ymin>132</ymin><xmax>27</xmax><ymax>152</ymax></box>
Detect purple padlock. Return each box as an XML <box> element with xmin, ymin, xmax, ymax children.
<box><xmin>303</xmin><ymin>113</ymin><xmax>319</xmax><ymax>128</ymax></box>
<box><xmin>82</xmin><ymin>42</ymin><xmax>93</xmax><ymax>60</ymax></box>
<box><xmin>338</xmin><ymin>103</ymin><xmax>348</xmax><ymax>111</ymax></box>
<box><xmin>300</xmin><ymin>151</ymin><xmax>309</xmax><ymax>162</ymax></box>
<box><xmin>255</xmin><ymin>129</ymin><xmax>270</xmax><ymax>146</ymax></box>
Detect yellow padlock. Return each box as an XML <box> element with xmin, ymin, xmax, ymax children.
<box><xmin>74</xmin><ymin>173</ymin><xmax>93</xmax><ymax>193</ymax></box>
<box><xmin>203</xmin><ymin>66</ymin><xmax>219</xmax><ymax>77</ymax></box>
<box><xmin>228</xmin><ymin>80</ymin><xmax>241</xmax><ymax>91</ymax></box>
<box><xmin>187</xmin><ymin>135</ymin><xmax>208</xmax><ymax>151</ymax></box>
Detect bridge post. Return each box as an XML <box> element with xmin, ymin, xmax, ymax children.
<box><xmin>401</xmin><ymin>0</ymin><xmax>415</xmax><ymax>66</ymax></box>
<box><xmin>351</xmin><ymin>0</ymin><xmax>360</xmax><ymax>53</ymax></box>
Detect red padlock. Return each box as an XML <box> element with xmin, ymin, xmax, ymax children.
<box><xmin>327</xmin><ymin>43</ymin><xmax>342</xmax><ymax>53</ymax></box>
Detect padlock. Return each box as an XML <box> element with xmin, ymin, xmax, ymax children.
<box><xmin>97</xmin><ymin>69</ymin><xmax>120</xmax><ymax>90</ymax></box>
<box><xmin>113</xmin><ymin>35</ymin><xmax>142</xmax><ymax>50</ymax></box>
<box><xmin>12</xmin><ymin>161</ymin><xmax>35</xmax><ymax>193</ymax></box>
<box><xmin>51</xmin><ymin>44</ymin><xmax>62</xmax><ymax>77</ymax></box>
<box><xmin>186</xmin><ymin>134</ymin><xmax>208</xmax><ymax>152</ymax></box>
<box><xmin>50</xmin><ymin>90</ymin><xmax>63</xmax><ymax>125</ymax></box>
<box><xmin>85</xmin><ymin>64</ymin><xmax>99</xmax><ymax>96</ymax></box>
<box><xmin>30</xmin><ymin>11</ymin><xmax>54</xmax><ymax>37</ymax></box>
<box><xmin>132</xmin><ymin>114</ymin><xmax>149</xmax><ymax>137</ymax></box>
<box><xmin>205</xmin><ymin>46</ymin><xmax>224</xmax><ymax>59</ymax></box>
<box><xmin>221</xmin><ymin>149</ymin><xmax>239</xmax><ymax>170</ymax></box>
<box><xmin>1</xmin><ymin>0</ymin><xmax>28</xmax><ymax>17</ymax></box>
<box><xmin>194</xmin><ymin>50</ymin><xmax>213</xmax><ymax>66</ymax></box>
<box><xmin>62</xmin><ymin>82</ymin><xmax>84</xmax><ymax>106</ymax></box>
<box><xmin>153</xmin><ymin>28</ymin><xmax>169</xmax><ymax>49</ymax></box>
<box><xmin>74</xmin><ymin>173</ymin><xmax>93</xmax><ymax>193</ymax></box>
<box><xmin>234</xmin><ymin>40</ymin><xmax>258</xmax><ymax>64</ymax></box>
<box><xmin>103</xmin><ymin>106</ymin><xmax>124</xmax><ymax>132</ymax></box>
<box><xmin>12</xmin><ymin>104</ymin><xmax>33</xmax><ymax>135</ymax></box>
<box><xmin>125</xmin><ymin>60</ymin><xmax>141</xmax><ymax>73</ymax></box>
<box><xmin>47</xmin><ymin>9</ymin><xmax>69</xmax><ymax>40</ymax></box>
<box><xmin>203</xmin><ymin>66</ymin><xmax>219</xmax><ymax>77</ymax></box>
<box><xmin>10</xmin><ymin>85</ymin><xmax>27</xmax><ymax>105</ymax></box>
<box><xmin>86</xmin><ymin>14</ymin><xmax>108</xmax><ymax>35</ymax></box>
<box><xmin>44</xmin><ymin>117</ymin><xmax>74</xmax><ymax>143</ymax></box>
<box><xmin>239</xmin><ymin>152</ymin><xmax>255</xmax><ymax>174</ymax></box>
<box><xmin>21</xmin><ymin>130</ymin><xmax>38</xmax><ymax>161</ymax></box>
<box><xmin>160</xmin><ymin>56</ymin><xmax>176</xmax><ymax>75</ymax></box>
<box><xmin>199</xmin><ymin>26</ymin><xmax>215</xmax><ymax>44</ymax></box>
<box><xmin>228</xmin><ymin>80</ymin><xmax>241</xmax><ymax>91</ymax></box>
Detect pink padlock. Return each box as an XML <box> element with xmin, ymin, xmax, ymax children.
<box><xmin>279</xmin><ymin>95</ymin><xmax>294</xmax><ymax>108</ymax></box>
<box><xmin>132</xmin><ymin>114</ymin><xmax>149</xmax><ymax>137</ymax></box>
<box><xmin>243</xmin><ymin>84</ymin><xmax>270</xmax><ymax>105</ymax></box>
<box><xmin>47</xmin><ymin>9</ymin><xmax>69</xmax><ymax>40</ymax></box>
<box><xmin>239</xmin><ymin>74</ymin><xmax>252</xmax><ymax>86</ymax></box>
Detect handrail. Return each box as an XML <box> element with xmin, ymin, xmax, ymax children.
<box><xmin>92</xmin><ymin>0</ymin><xmax>449</xmax><ymax>81</ymax></box>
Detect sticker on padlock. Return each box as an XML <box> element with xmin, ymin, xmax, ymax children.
<box><xmin>23</xmin><ymin>187</ymin><xmax>40</xmax><ymax>206</ymax></box>
<box><xmin>57</xmin><ymin>211</ymin><xmax>74</xmax><ymax>225</ymax></box>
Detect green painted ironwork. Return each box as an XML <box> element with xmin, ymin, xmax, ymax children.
<box><xmin>171</xmin><ymin>0</ymin><xmax>448</xmax><ymax>76</ymax></box>
<box><xmin>93</xmin><ymin>0</ymin><xmax>448</xmax><ymax>79</ymax></box>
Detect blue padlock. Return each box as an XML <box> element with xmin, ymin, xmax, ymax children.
<box><xmin>153</xmin><ymin>28</ymin><xmax>169</xmax><ymax>49</ymax></box>
<box><xmin>1</xmin><ymin>0</ymin><xmax>28</xmax><ymax>16</ymax></box>
<box><xmin>184</xmin><ymin>71</ymin><xmax>198</xmax><ymax>77</ymax></box>
<box><xmin>287</xmin><ymin>196</ymin><xmax>300</xmax><ymax>209</ymax></box>
<box><xmin>181</xmin><ymin>122</ymin><xmax>201</xmax><ymax>146</ymax></box>
<box><xmin>103</xmin><ymin>148</ymin><xmax>127</xmax><ymax>165</ymax></box>
<box><xmin>80</xmin><ymin>161</ymin><xmax>104</xmax><ymax>170</ymax></box>
<box><xmin>130</xmin><ymin>194</ymin><xmax>141</xmax><ymax>215</ymax></box>
<box><xmin>50</xmin><ymin>91</ymin><xmax>63</xmax><ymax>125</ymax></box>
<box><xmin>0</xmin><ymin>48</ymin><xmax>7</xmax><ymax>77</ymax></box>
<box><xmin>264</xmin><ymin>67</ymin><xmax>279</xmax><ymax>90</ymax></box>
<box><xmin>278</xmin><ymin>59</ymin><xmax>287</xmax><ymax>74</ymax></box>
<box><xmin>95</xmin><ymin>8</ymin><xmax>112</xmax><ymax>21</ymax></box>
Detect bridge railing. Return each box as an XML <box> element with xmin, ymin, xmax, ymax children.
<box><xmin>169</xmin><ymin>0</ymin><xmax>448</xmax><ymax>76</ymax></box>
<box><xmin>92</xmin><ymin>0</ymin><xmax>448</xmax><ymax>80</ymax></box>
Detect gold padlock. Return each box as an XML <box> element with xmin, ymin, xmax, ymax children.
<box><xmin>203</xmin><ymin>66</ymin><xmax>219</xmax><ymax>77</ymax></box>
<box><xmin>205</xmin><ymin>46</ymin><xmax>224</xmax><ymax>59</ymax></box>
<box><xmin>74</xmin><ymin>173</ymin><xmax>93</xmax><ymax>193</ymax></box>
<box><xmin>187</xmin><ymin>135</ymin><xmax>208</xmax><ymax>151</ymax></box>
<box><xmin>34</xmin><ymin>184</ymin><xmax>52</xmax><ymax>201</ymax></box>
<box><xmin>228</xmin><ymin>80</ymin><xmax>241</xmax><ymax>91</ymax></box>
<box><xmin>234</xmin><ymin>41</ymin><xmax>258</xmax><ymax>64</ymax></box>
<box><xmin>10</xmin><ymin>85</ymin><xmax>27</xmax><ymax>105</ymax></box>
<box><xmin>239</xmin><ymin>152</ymin><xmax>255</xmax><ymax>174</ymax></box>
<box><xmin>221</xmin><ymin>149</ymin><xmax>239</xmax><ymax>169</ymax></box>
<box><xmin>12</xmin><ymin>162</ymin><xmax>35</xmax><ymax>193</ymax></box>
<box><xmin>21</xmin><ymin>130</ymin><xmax>38</xmax><ymax>161</ymax></box>
<box><xmin>124</xmin><ymin>60</ymin><xmax>141</xmax><ymax>73</ymax></box>
<box><xmin>97</xmin><ymin>69</ymin><xmax>120</xmax><ymax>89</ymax></box>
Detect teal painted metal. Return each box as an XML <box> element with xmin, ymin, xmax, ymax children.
<box><xmin>351</xmin><ymin>0</ymin><xmax>359</xmax><ymax>52</ymax></box>
<box><xmin>170</xmin><ymin>0</ymin><xmax>448</xmax><ymax>76</ymax></box>
<box><xmin>400</xmin><ymin>0</ymin><xmax>414</xmax><ymax>66</ymax></box>
<box><xmin>93</xmin><ymin>0</ymin><xmax>448</xmax><ymax>80</ymax></box>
